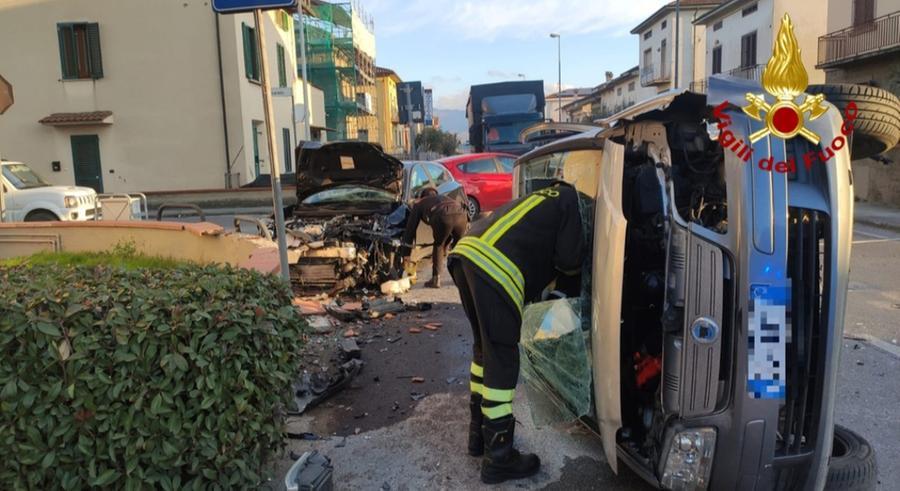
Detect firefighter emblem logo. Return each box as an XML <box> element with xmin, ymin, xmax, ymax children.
<box><xmin>743</xmin><ymin>14</ymin><xmax>828</xmax><ymax>144</ymax></box>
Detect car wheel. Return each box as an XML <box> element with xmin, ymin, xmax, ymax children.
<box><xmin>24</xmin><ymin>210</ymin><xmax>60</xmax><ymax>222</ymax></box>
<box><xmin>806</xmin><ymin>84</ymin><xmax>900</xmax><ymax>160</ymax></box>
<box><xmin>825</xmin><ymin>425</ymin><xmax>877</xmax><ymax>491</ymax></box>
<box><xmin>466</xmin><ymin>196</ymin><xmax>480</xmax><ymax>220</ymax></box>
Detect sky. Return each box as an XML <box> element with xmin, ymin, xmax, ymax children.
<box><xmin>363</xmin><ymin>0</ymin><xmax>672</xmax><ymax>111</ymax></box>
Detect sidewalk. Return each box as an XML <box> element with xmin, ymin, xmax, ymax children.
<box><xmin>855</xmin><ymin>202</ymin><xmax>900</xmax><ymax>232</ymax></box>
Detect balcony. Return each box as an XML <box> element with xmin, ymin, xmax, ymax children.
<box><xmin>817</xmin><ymin>11</ymin><xmax>900</xmax><ymax>68</ymax></box>
<box><xmin>640</xmin><ymin>64</ymin><xmax>671</xmax><ymax>86</ymax></box>
<box><xmin>727</xmin><ymin>64</ymin><xmax>766</xmax><ymax>81</ymax></box>
<box><xmin>689</xmin><ymin>79</ymin><xmax>708</xmax><ymax>94</ymax></box>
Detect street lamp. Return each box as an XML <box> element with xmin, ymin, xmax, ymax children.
<box><xmin>549</xmin><ymin>32</ymin><xmax>561</xmax><ymax>122</ymax></box>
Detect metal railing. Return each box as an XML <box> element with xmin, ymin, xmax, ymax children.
<box><xmin>727</xmin><ymin>64</ymin><xmax>766</xmax><ymax>81</ymax></box>
<box><xmin>640</xmin><ymin>63</ymin><xmax>671</xmax><ymax>86</ymax></box>
<box><xmin>689</xmin><ymin>79</ymin><xmax>708</xmax><ymax>94</ymax></box>
<box><xmin>817</xmin><ymin>11</ymin><xmax>900</xmax><ymax>68</ymax></box>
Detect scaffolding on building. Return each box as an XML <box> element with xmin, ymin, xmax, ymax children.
<box><xmin>300</xmin><ymin>1</ymin><xmax>376</xmax><ymax>141</ymax></box>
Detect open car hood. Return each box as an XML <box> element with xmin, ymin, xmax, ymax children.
<box><xmin>295</xmin><ymin>141</ymin><xmax>404</xmax><ymax>201</ymax></box>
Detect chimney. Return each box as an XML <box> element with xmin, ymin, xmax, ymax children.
<box><xmin>605</xmin><ymin>71</ymin><xmax>614</xmax><ymax>82</ymax></box>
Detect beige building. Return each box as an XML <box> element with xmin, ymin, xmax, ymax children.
<box><xmin>693</xmin><ymin>0</ymin><xmax>827</xmax><ymax>88</ymax></box>
<box><xmin>631</xmin><ymin>0</ymin><xmax>720</xmax><ymax>93</ymax></box>
<box><xmin>546</xmin><ymin>88</ymin><xmax>594</xmax><ymax>123</ymax></box>
<box><xmin>819</xmin><ymin>0</ymin><xmax>900</xmax><ymax>205</ymax></box>
<box><xmin>0</xmin><ymin>0</ymin><xmax>324</xmax><ymax>193</ymax></box>
<box><xmin>597</xmin><ymin>67</ymin><xmax>657</xmax><ymax>118</ymax></box>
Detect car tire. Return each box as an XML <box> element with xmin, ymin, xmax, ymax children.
<box><xmin>825</xmin><ymin>425</ymin><xmax>877</xmax><ymax>491</ymax></box>
<box><xmin>466</xmin><ymin>196</ymin><xmax>480</xmax><ymax>221</ymax></box>
<box><xmin>806</xmin><ymin>84</ymin><xmax>900</xmax><ymax>160</ymax></box>
<box><xmin>24</xmin><ymin>210</ymin><xmax>60</xmax><ymax>222</ymax></box>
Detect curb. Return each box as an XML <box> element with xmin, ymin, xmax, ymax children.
<box><xmin>854</xmin><ymin>217</ymin><xmax>900</xmax><ymax>234</ymax></box>
<box><xmin>844</xmin><ymin>333</ymin><xmax>900</xmax><ymax>359</ymax></box>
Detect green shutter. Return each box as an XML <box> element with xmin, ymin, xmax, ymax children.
<box><xmin>57</xmin><ymin>24</ymin><xmax>75</xmax><ymax>79</ymax></box>
<box><xmin>277</xmin><ymin>44</ymin><xmax>286</xmax><ymax>87</ymax></box>
<box><xmin>242</xmin><ymin>23</ymin><xmax>253</xmax><ymax>79</ymax></box>
<box><xmin>86</xmin><ymin>23</ymin><xmax>103</xmax><ymax>79</ymax></box>
<box><xmin>282</xmin><ymin>128</ymin><xmax>292</xmax><ymax>172</ymax></box>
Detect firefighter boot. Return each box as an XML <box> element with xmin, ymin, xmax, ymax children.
<box><xmin>480</xmin><ymin>416</ymin><xmax>540</xmax><ymax>484</ymax></box>
<box><xmin>425</xmin><ymin>275</ymin><xmax>441</xmax><ymax>288</ymax></box>
<box><xmin>468</xmin><ymin>394</ymin><xmax>484</xmax><ymax>456</ymax></box>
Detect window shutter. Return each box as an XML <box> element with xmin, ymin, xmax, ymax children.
<box><xmin>86</xmin><ymin>23</ymin><xmax>103</xmax><ymax>79</ymax></box>
<box><xmin>57</xmin><ymin>25</ymin><xmax>74</xmax><ymax>79</ymax></box>
<box><xmin>242</xmin><ymin>23</ymin><xmax>253</xmax><ymax>79</ymax></box>
<box><xmin>282</xmin><ymin>128</ymin><xmax>292</xmax><ymax>172</ymax></box>
<box><xmin>277</xmin><ymin>44</ymin><xmax>286</xmax><ymax>87</ymax></box>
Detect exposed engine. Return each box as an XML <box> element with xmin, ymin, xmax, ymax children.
<box><xmin>284</xmin><ymin>213</ymin><xmax>406</xmax><ymax>295</ymax></box>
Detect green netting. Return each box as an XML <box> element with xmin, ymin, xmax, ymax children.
<box><xmin>519</xmin><ymin>298</ymin><xmax>593</xmax><ymax>426</ymax></box>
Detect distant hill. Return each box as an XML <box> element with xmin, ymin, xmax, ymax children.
<box><xmin>434</xmin><ymin>109</ymin><xmax>468</xmax><ymax>143</ymax></box>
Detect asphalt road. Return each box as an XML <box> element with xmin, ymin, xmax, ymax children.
<box><xmin>271</xmin><ymin>220</ymin><xmax>900</xmax><ymax>490</ymax></box>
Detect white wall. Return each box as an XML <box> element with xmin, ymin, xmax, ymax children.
<box><xmin>636</xmin><ymin>8</ymin><xmax>710</xmax><ymax>91</ymax></box>
<box><xmin>827</xmin><ymin>0</ymin><xmax>900</xmax><ymax>31</ymax></box>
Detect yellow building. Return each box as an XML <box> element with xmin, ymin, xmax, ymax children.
<box><xmin>375</xmin><ymin>67</ymin><xmax>407</xmax><ymax>154</ymax></box>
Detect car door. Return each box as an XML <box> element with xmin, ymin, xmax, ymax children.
<box><xmin>459</xmin><ymin>157</ymin><xmax>507</xmax><ymax>211</ymax></box>
<box><xmin>406</xmin><ymin>163</ymin><xmax>437</xmax><ymax>253</ymax></box>
<box><xmin>424</xmin><ymin>162</ymin><xmax>465</xmax><ymax>206</ymax></box>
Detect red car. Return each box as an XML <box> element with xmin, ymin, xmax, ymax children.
<box><xmin>437</xmin><ymin>153</ymin><xmax>517</xmax><ymax>219</ymax></box>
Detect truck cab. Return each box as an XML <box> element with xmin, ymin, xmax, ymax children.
<box><xmin>0</xmin><ymin>160</ymin><xmax>99</xmax><ymax>222</ymax></box>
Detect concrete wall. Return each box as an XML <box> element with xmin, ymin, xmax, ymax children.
<box><xmin>826</xmin><ymin>0</ymin><xmax>900</xmax><ymax>31</ymax></box>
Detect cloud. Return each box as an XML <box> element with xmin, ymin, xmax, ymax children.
<box><xmin>367</xmin><ymin>0</ymin><xmax>666</xmax><ymax>40</ymax></box>
<box><xmin>435</xmin><ymin>88</ymin><xmax>471</xmax><ymax>110</ymax></box>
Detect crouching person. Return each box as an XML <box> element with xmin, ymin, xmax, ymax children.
<box><xmin>401</xmin><ymin>187</ymin><xmax>468</xmax><ymax>288</ymax></box>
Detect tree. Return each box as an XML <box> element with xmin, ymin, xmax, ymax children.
<box><xmin>415</xmin><ymin>127</ymin><xmax>460</xmax><ymax>156</ymax></box>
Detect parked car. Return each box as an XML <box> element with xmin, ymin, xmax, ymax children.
<box><xmin>438</xmin><ymin>152</ymin><xmax>517</xmax><ymax>219</ymax></box>
<box><xmin>514</xmin><ymin>75</ymin><xmax>899</xmax><ymax>490</ymax></box>
<box><xmin>0</xmin><ymin>160</ymin><xmax>99</xmax><ymax>222</ymax></box>
<box><xmin>282</xmin><ymin>141</ymin><xmax>466</xmax><ymax>293</ymax></box>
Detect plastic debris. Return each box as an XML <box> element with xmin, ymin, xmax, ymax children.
<box><xmin>408</xmin><ymin>327</ymin><xmax>422</xmax><ymax>334</ymax></box>
<box><xmin>411</xmin><ymin>377</ymin><xmax>425</xmax><ymax>383</ymax></box>
<box><xmin>290</xmin><ymin>359</ymin><xmax>365</xmax><ymax>415</ymax></box>
<box><xmin>284</xmin><ymin>451</ymin><xmax>333</xmax><ymax>491</ymax></box>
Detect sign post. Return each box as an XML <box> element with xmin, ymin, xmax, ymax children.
<box><xmin>213</xmin><ymin>0</ymin><xmax>296</xmax><ymax>283</ymax></box>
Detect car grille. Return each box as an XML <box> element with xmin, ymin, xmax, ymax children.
<box><xmin>777</xmin><ymin>208</ymin><xmax>830</xmax><ymax>457</ymax></box>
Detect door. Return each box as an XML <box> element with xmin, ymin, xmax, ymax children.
<box><xmin>71</xmin><ymin>135</ymin><xmax>103</xmax><ymax>192</ymax></box>
<box><xmin>459</xmin><ymin>157</ymin><xmax>508</xmax><ymax>210</ymax></box>
<box><xmin>252</xmin><ymin>123</ymin><xmax>261</xmax><ymax>177</ymax></box>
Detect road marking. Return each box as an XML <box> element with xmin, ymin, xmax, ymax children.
<box><xmin>853</xmin><ymin>238</ymin><xmax>900</xmax><ymax>245</ymax></box>
<box><xmin>844</xmin><ymin>333</ymin><xmax>900</xmax><ymax>359</ymax></box>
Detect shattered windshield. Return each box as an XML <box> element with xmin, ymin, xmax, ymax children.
<box><xmin>2</xmin><ymin>163</ymin><xmax>51</xmax><ymax>190</ymax></box>
<box><xmin>301</xmin><ymin>185</ymin><xmax>398</xmax><ymax>205</ymax></box>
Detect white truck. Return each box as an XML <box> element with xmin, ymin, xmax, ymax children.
<box><xmin>0</xmin><ymin>160</ymin><xmax>99</xmax><ymax>222</ymax></box>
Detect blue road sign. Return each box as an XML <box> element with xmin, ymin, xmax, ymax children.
<box><xmin>212</xmin><ymin>0</ymin><xmax>297</xmax><ymax>14</ymax></box>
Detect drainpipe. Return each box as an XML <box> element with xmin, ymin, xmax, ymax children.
<box><xmin>215</xmin><ymin>11</ymin><xmax>232</xmax><ymax>188</ymax></box>
<box><xmin>674</xmin><ymin>0</ymin><xmax>681</xmax><ymax>89</ymax></box>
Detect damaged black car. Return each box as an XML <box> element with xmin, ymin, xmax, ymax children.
<box><xmin>283</xmin><ymin>141</ymin><xmax>466</xmax><ymax>294</ymax></box>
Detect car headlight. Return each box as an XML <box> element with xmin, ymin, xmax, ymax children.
<box><xmin>660</xmin><ymin>428</ymin><xmax>717</xmax><ymax>491</ymax></box>
<box><xmin>64</xmin><ymin>195</ymin><xmax>78</xmax><ymax>208</ymax></box>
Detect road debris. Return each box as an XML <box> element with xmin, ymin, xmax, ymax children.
<box><xmin>343</xmin><ymin>328</ymin><xmax>359</xmax><ymax>338</ymax></box>
<box><xmin>293</xmin><ymin>298</ymin><xmax>327</xmax><ymax>315</ymax></box>
<box><xmin>306</xmin><ymin>315</ymin><xmax>334</xmax><ymax>334</ymax></box>
<box><xmin>410</xmin><ymin>392</ymin><xmax>427</xmax><ymax>401</ymax></box>
<box><xmin>411</xmin><ymin>377</ymin><xmax>425</xmax><ymax>383</ymax></box>
<box><xmin>291</xmin><ymin>359</ymin><xmax>365</xmax><ymax>415</ymax></box>
<box><xmin>284</xmin><ymin>451</ymin><xmax>333</xmax><ymax>491</ymax></box>
<box><xmin>408</xmin><ymin>327</ymin><xmax>422</xmax><ymax>334</ymax></box>
<box><xmin>340</xmin><ymin>338</ymin><xmax>361</xmax><ymax>359</ymax></box>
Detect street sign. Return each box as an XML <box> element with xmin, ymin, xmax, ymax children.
<box><xmin>0</xmin><ymin>74</ymin><xmax>13</xmax><ymax>115</ymax></box>
<box><xmin>212</xmin><ymin>0</ymin><xmax>297</xmax><ymax>14</ymax></box>
<box><xmin>271</xmin><ymin>87</ymin><xmax>292</xmax><ymax>97</ymax></box>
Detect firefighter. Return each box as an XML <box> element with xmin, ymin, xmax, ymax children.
<box><xmin>448</xmin><ymin>182</ymin><xmax>584</xmax><ymax>484</ymax></box>
<box><xmin>401</xmin><ymin>187</ymin><xmax>468</xmax><ymax>288</ymax></box>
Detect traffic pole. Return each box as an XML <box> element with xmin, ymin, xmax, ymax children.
<box><xmin>255</xmin><ymin>8</ymin><xmax>291</xmax><ymax>283</ymax></box>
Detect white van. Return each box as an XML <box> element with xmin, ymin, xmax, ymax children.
<box><xmin>0</xmin><ymin>160</ymin><xmax>99</xmax><ymax>222</ymax></box>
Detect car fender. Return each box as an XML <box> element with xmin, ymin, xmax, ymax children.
<box><xmin>21</xmin><ymin>200</ymin><xmax>63</xmax><ymax>220</ymax></box>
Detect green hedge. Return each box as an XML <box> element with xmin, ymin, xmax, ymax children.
<box><xmin>0</xmin><ymin>262</ymin><xmax>306</xmax><ymax>489</ymax></box>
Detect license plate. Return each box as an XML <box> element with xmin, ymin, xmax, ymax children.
<box><xmin>747</xmin><ymin>283</ymin><xmax>791</xmax><ymax>400</ymax></box>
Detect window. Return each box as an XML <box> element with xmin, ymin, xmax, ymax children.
<box><xmin>713</xmin><ymin>20</ymin><xmax>723</xmax><ymax>31</ymax></box>
<box><xmin>644</xmin><ymin>30</ymin><xmax>652</xmax><ymax>40</ymax></box>
<box><xmin>497</xmin><ymin>157</ymin><xmax>516</xmax><ymax>173</ymax></box>
<box><xmin>643</xmin><ymin>48</ymin><xmax>652</xmax><ymax>69</ymax></box>
<box><xmin>461</xmin><ymin>158</ymin><xmax>498</xmax><ymax>174</ymax></box>
<box><xmin>276</xmin><ymin>43</ymin><xmax>287</xmax><ymax>87</ymax></box>
<box><xmin>409</xmin><ymin>165</ymin><xmax>431</xmax><ymax>195</ymax></box>
<box><xmin>242</xmin><ymin>23</ymin><xmax>260</xmax><ymax>81</ymax></box>
<box><xmin>57</xmin><ymin>23</ymin><xmax>103</xmax><ymax>80</ymax></box>
<box><xmin>742</xmin><ymin>3</ymin><xmax>758</xmax><ymax>16</ymax></box>
<box><xmin>425</xmin><ymin>163</ymin><xmax>452</xmax><ymax>186</ymax></box>
<box><xmin>661</xmin><ymin>20</ymin><xmax>667</xmax><ymax>29</ymax></box>
<box><xmin>628</xmin><ymin>81</ymin><xmax>635</xmax><ymax>92</ymax></box>
<box><xmin>617</xmin><ymin>87</ymin><xmax>623</xmax><ymax>96</ymax></box>
<box><xmin>712</xmin><ymin>46</ymin><xmax>722</xmax><ymax>74</ymax></box>
<box><xmin>282</xmin><ymin>128</ymin><xmax>292</xmax><ymax>173</ymax></box>
<box><xmin>740</xmin><ymin>31</ymin><xmax>757</xmax><ymax>68</ymax></box>
<box><xmin>276</xmin><ymin>9</ymin><xmax>291</xmax><ymax>30</ymax></box>
<box><xmin>853</xmin><ymin>0</ymin><xmax>875</xmax><ymax>26</ymax></box>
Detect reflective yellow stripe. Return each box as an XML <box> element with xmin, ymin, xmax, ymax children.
<box><xmin>470</xmin><ymin>362</ymin><xmax>484</xmax><ymax>378</ymax></box>
<box><xmin>452</xmin><ymin>244</ymin><xmax>523</xmax><ymax>313</ymax></box>
<box><xmin>470</xmin><ymin>381</ymin><xmax>483</xmax><ymax>394</ymax></box>
<box><xmin>467</xmin><ymin>237</ymin><xmax>524</xmax><ymax>293</ymax></box>
<box><xmin>482</xmin><ymin>403</ymin><xmax>513</xmax><ymax>419</ymax></box>
<box><xmin>482</xmin><ymin>387</ymin><xmax>515</xmax><ymax>403</ymax></box>
<box><xmin>482</xmin><ymin>195</ymin><xmax>545</xmax><ymax>245</ymax></box>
